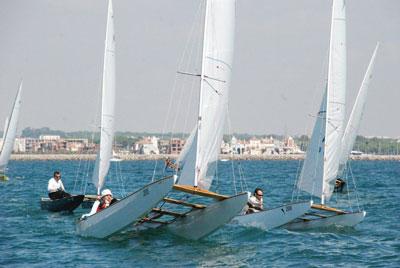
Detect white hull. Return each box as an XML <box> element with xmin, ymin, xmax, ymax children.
<box><xmin>232</xmin><ymin>201</ymin><xmax>311</xmax><ymax>230</ymax></box>
<box><xmin>76</xmin><ymin>177</ymin><xmax>174</xmax><ymax>238</ymax></box>
<box><xmin>284</xmin><ymin>210</ymin><xmax>366</xmax><ymax>230</ymax></box>
<box><xmin>167</xmin><ymin>192</ymin><xmax>248</xmax><ymax>240</ymax></box>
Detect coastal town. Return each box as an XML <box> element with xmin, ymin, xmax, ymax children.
<box><xmin>2</xmin><ymin>131</ymin><xmax>399</xmax><ymax>161</ymax></box>
<box><xmin>2</xmin><ymin>134</ymin><xmax>303</xmax><ymax>156</ymax></box>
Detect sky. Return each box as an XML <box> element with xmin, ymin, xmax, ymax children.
<box><xmin>0</xmin><ymin>0</ymin><xmax>399</xmax><ymax>137</ymax></box>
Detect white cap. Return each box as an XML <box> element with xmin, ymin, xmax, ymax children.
<box><xmin>101</xmin><ymin>189</ymin><xmax>113</xmax><ymax>198</ymax></box>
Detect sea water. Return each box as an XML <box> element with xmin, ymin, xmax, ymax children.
<box><xmin>0</xmin><ymin>160</ymin><xmax>399</xmax><ymax>267</ymax></box>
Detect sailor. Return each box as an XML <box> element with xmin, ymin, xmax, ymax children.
<box><xmin>334</xmin><ymin>178</ymin><xmax>346</xmax><ymax>193</ymax></box>
<box><xmin>47</xmin><ymin>171</ymin><xmax>71</xmax><ymax>200</ymax></box>
<box><xmin>165</xmin><ymin>157</ymin><xmax>179</xmax><ymax>171</ymax></box>
<box><xmin>81</xmin><ymin>189</ymin><xmax>117</xmax><ymax>219</ymax></box>
<box><xmin>246</xmin><ymin>188</ymin><xmax>264</xmax><ymax>214</ymax></box>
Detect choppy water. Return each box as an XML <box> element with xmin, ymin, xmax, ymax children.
<box><xmin>0</xmin><ymin>160</ymin><xmax>399</xmax><ymax>267</ymax></box>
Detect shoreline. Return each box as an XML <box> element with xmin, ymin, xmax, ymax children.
<box><xmin>9</xmin><ymin>154</ymin><xmax>400</xmax><ymax>161</ymax></box>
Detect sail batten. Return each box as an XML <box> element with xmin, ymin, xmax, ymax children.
<box><xmin>177</xmin><ymin>0</ymin><xmax>235</xmax><ymax>190</ymax></box>
<box><xmin>0</xmin><ymin>81</ymin><xmax>23</xmax><ymax>171</ymax></box>
<box><xmin>92</xmin><ymin>0</ymin><xmax>116</xmax><ymax>194</ymax></box>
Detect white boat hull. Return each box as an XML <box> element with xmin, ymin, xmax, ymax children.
<box><xmin>284</xmin><ymin>210</ymin><xmax>366</xmax><ymax>230</ymax></box>
<box><xmin>76</xmin><ymin>177</ymin><xmax>174</xmax><ymax>238</ymax></box>
<box><xmin>232</xmin><ymin>201</ymin><xmax>311</xmax><ymax>230</ymax></box>
<box><xmin>167</xmin><ymin>192</ymin><xmax>248</xmax><ymax>240</ymax></box>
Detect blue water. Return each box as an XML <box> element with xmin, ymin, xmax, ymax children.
<box><xmin>0</xmin><ymin>160</ymin><xmax>399</xmax><ymax>267</ymax></box>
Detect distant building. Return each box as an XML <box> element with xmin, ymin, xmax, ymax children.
<box><xmin>158</xmin><ymin>139</ymin><xmax>170</xmax><ymax>154</ymax></box>
<box><xmin>231</xmin><ymin>136</ymin><xmax>245</xmax><ymax>155</ymax></box>
<box><xmin>135</xmin><ymin>136</ymin><xmax>160</xmax><ymax>155</ymax></box>
<box><xmin>220</xmin><ymin>140</ymin><xmax>231</xmax><ymax>154</ymax></box>
<box><xmin>169</xmin><ymin>138</ymin><xmax>185</xmax><ymax>155</ymax></box>
<box><xmin>64</xmin><ymin>139</ymin><xmax>89</xmax><ymax>153</ymax></box>
<box><xmin>283</xmin><ymin>136</ymin><xmax>303</xmax><ymax>154</ymax></box>
<box><xmin>39</xmin><ymin>135</ymin><xmax>61</xmax><ymax>141</ymax></box>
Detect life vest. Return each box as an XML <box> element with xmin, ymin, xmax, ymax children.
<box><xmin>96</xmin><ymin>200</ymin><xmax>108</xmax><ymax>212</ymax></box>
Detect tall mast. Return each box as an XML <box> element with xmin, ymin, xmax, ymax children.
<box><xmin>321</xmin><ymin>0</ymin><xmax>346</xmax><ymax>203</ymax></box>
<box><xmin>92</xmin><ymin>0</ymin><xmax>116</xmax><ymax>195</ymax></box>
<box><xmin>194</xmin><ymin>0</ymin><xmax>210</xmax><ymax>188</ymax></box>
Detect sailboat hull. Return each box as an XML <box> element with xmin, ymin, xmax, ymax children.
<box><xmin>40</xmin><ymin>195</ymin><xmax>85</xmax><ymax>212</ymax></box>
<box><xmin>232</xmin><ymin>201</ymin><xmax>311</xmax><ymax>230</ymax></box>
<box><xmin>76</xmin><ymin>177</ymin><xmax>174</xmax><ymax>238</ymax></box>
<box><xmin>167</xmin><ymin>192</ymin><xmax>248</xmax><ymax>240</ymax></box>
<box><xmin>284</xmin><ymin>210</ymin><xmax>366</xmax><ymax>230</ymax></box>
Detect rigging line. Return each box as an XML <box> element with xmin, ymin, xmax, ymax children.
<box><xmin>177</xmin><ymin>71</ymin><xmax>226</xmax><ymax>84</ymax></box>
<box><xmin>72</xmin><ymin>150</ymin><xmax>83</xmax><ymax>193</ymax></box>
<box><xmin>205</xmin><ymin>56</ymin><xmax>233</xmax><ymax>71</ymax></box>
<box><xmin>112</xmin><ymin>161</ymin><xmax>121</xmax><ymax>197</ymax></box>
<box><xmin>177</xmin><ymin>71</ymin><xmax>200</xmax><ymax>77</ymax></box>
<box><xmin>79</xmin><ymin>153</ymin><xmax>88</xmax><ymax>193</ymax></box>
<box><xmin>170</xmin><ymin>46</ymin><xmax>196</xmax><ymax>139</ymax></box>
<box><xmin>117</xmin><ymin>163</ymin><xmax>124</xmax><ymax>197</ymax></box>
<box><xmin>348</xmin><ymin>161</ymin><xmax>361</xmax><ymax>211</ymax></box>
<box><xmin>237</xmin><ymin>163</ymin><xmax>244</xmax><ymax>193</ymax></box>
<box><xmin>214</xmin><ymin>159</ymin><xmax>219</xmax><ymax>193</ymax></box>
<box><xmin>83</xmin><ymin>130</ymin><xmax>97</xmax><ymax>194</ymax></box>
<box><xmin>118</xmin><ymin>162</ymin><xmax>126</xmax><ymax>197</ymax></box>
<box><xmin>178</xmin><ymin>2</ymin><xmax>204</xmax><ymax>137</ymax></box>
<box><xmin>73</xmin><ymin>131</ymin><xmax>89</xmax><ymax>193</ymax></box>
<box><xmin>204</xmin><ymin>75</ymin><xmax>226</xmax><ymax>83</ymax></box>
<box><xmin>344</xmin><ymin>163</ymin><xmax>353</xmax><ymax>212</ymax></box>
<box><xmin>81</xmin><ymin>67</ymin><xmax>103</xmax><ymax>191</ymax></box>
<box><xmin>174</xmin><ymin>1</ymin><xmax>203</xmax><ymax>134</ymax></box>
<box><xmin>238</xmin><ymin>162</ymin><xmax>248</xmax><ymax>192</ymax></box>
<box><xmin>174</xmin><ymin>0</ymin><xmax>204</xmax><ymax>137</ymax></box>
<box><xmin>82</xmin><ymin>155</ymin><xmax>91</xmax><ymax>194</ymax></box>
<box><xmin>226</xmin><ymin>105</ymin><xmax>238</xmax><ymax>194</ymax></box>
<box><xmin>152</xmin><ymin>0</ymin><xmax>205</xmax><ymax>182</ymax></box>
<box><xmin>291</xmin><ymin>158</ymin><xmax>302</xmax><ymax>202</ymax></box>
<box><xmin>165</xmin><ymin>0</ymin><xmax>204</xmax><ymax>180</ymax></box>
<box><xmin>293</xmin><ymin>47</ymin><xmax>330</xmax><ymax>201</ymax></box>
<box><xmin>179</xmin><ymin>59</ymin><xmax>199</xmax><ymax>143</ymax></box>
<box><xmin>203</xmin><ymin>78</ymin><xmax>222</xmax><ymax>95</ymax></box>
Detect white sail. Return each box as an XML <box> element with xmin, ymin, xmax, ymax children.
<box><xmin>92</xmin><ymin>0</ymin><xmax>116</xmax><ymax>194</ymax></box>
<box><xmin>338</xmin><ymin>43</ymin><xmax>379</xmax><ymax>174</ymax></box>
<box><xmin>297</xmin><ymin>89</ymin><xmax>327</xmax><ymax>197</ymax></box>
<box><xmin>323</xmin><ymin>0</ymin><xmax>347</xmax><ymax>201</ymax></box>
<box><xmin>0</xmin><ymin>81</ymin><xmax>23</xmax><ymax>171</ymax></box>
<box><xmin>298</xmin><ymin>0</ymin><xmax>346</xmax><ymax>202</ymax></box>
<box><xmin>177</xmin><ymin>126</ymin><xmax>197</xmax><ymax>182</ymax></box>
<box><xmin>178</xmin><ymin>0</ymin><xmax>235</xmax><ymax>190</ymax></box>
<box><xmin>2</xmin><ymin>118</ymin><xmax>9</xmax><ymax>143</ymax></box>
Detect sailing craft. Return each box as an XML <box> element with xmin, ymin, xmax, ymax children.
<box><xmin>0</xmin><ymin>81</ymin><xmax>23</xmax><ymax>181</ymax></box>
<box><xmin>41</xmin><ymin>195</ymin><xmax>85</xmax><ymax>212</ymax></box>
<box><xmin>76</xmin><ymin>0</ymin><xmax>174</xmax><ymax>238</ymax></box>
<box><xmin>232</xmin><ymin>198</ymin><xmax>311</xmax><ymax>231</ymax></box>
<box><xmin>285</xmin><ymin>0</ymin><xmax>378</xmax><ymax>230</ymax></box>
<box><xmin>136</xmin><ymin>0</ymin><xmax>248</xmax><ymax>240</ymax></box>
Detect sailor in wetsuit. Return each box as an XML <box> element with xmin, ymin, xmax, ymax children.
<box><xmin>246</xmin><ymin>188</ymin><xmax>264</xmax><ymax>214</ymax></box>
